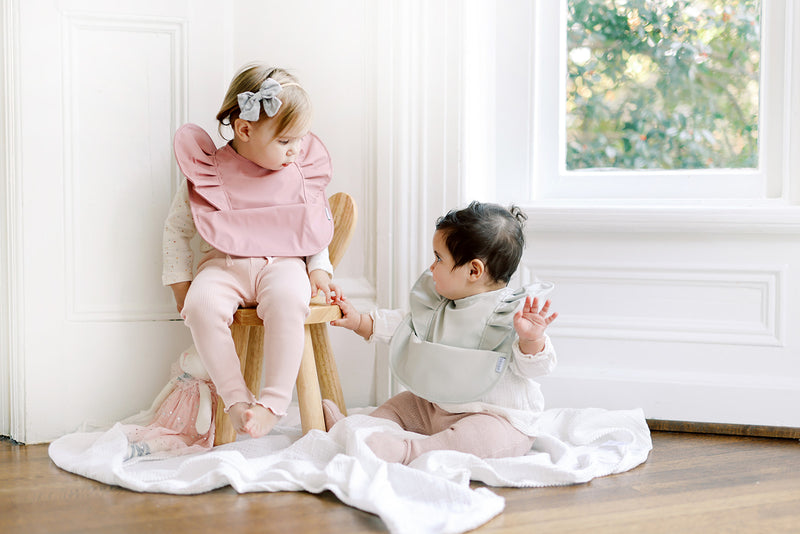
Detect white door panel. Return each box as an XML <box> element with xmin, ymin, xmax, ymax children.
<box><xmin>12</xmin><ymin>0</ymin><xmax>229</xmax><ymax>442</ymax></box>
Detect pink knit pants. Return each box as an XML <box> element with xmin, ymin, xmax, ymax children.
<box><xmin>181</xmin><ymin>251</ymin><xmax>311</xmax><ymax>416</ymax></box>
<box><xmin>367</xmin><ymin>391</ymin><xmax>535</xmax><ymax>464</ymax></box>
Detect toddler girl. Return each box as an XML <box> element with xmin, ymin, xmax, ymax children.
<box><xmin>163</xmin><ymin>63</ymin><xmax>338</xmax><ymax>438</ymax></box>
<box><xmin>325</xmin><ymin>202</ymin><xmax>557</xmax><ymax>464</ymax></box>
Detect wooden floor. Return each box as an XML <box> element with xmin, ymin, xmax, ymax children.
<box><xmin>1</xmin><ymin>431</ymin><xmax>798</xmax><ymax>534</ymax></box>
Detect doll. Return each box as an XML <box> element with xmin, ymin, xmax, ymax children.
<box><xmin>122</xmin><ymin>345</ymin><xmax>217</xmax><ymax>460</ymax></box>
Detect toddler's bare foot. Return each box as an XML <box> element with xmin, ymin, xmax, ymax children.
<box><xmin>322</xmin><ymin>399</ymin><xmax>345</xmax><ymax>431</ymax></box>
<box><xmin>365</xmin><ymin>432</ymin><xmax>409</xmax><ymax>464</ymax></box>
<box><xmin>227</xmin><ymin>402</ymin><xmax>251</xmax><ymax>434</ymax></box>
<box><xmin>242</xmin><ymin>404</ymin><xmax>279</xmax><ymax>438</ymax></box>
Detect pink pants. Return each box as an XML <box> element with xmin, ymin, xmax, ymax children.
<box><xmin>368</xmin><ymin>391</ymin><xmax>535</xmax><ymax>464</ymax></box>
<box><xmin>181</xmin><ymin>251</ymin><xmax>311</xmax><ymax>416</ymax></box>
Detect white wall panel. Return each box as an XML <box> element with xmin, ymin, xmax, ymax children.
<box><xmin>538</xmin><ymin>368</ymin><xmax>800</xmax><ymax>427</ymax></box>
<box><xmin>4</xmin><ymin>0</ymin><xmax>227</xmax><ymax>443</ymax></box>
<box><xmin>522</xmin><ymin>263</ymin><xmax>785</xmax><ymax>346</ymax></box>
<box><xmin>63</xmin><ymin>14</ymin><xmax>185</xmax><ymax>321</ymax></box>
<box><xmin>522</xmin><ymin>227</ymin><xmax>800</xmax><ymax>427</ymax></box>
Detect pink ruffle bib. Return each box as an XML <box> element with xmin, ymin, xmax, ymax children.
<box><xmin>173</xmin><ymin>123</ymin><xmax>334</xmax><ymax>257</ymax></box>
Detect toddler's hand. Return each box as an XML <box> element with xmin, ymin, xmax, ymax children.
<box><xmin>514</xmin><ymin>296</ymin><xmax>558</xmax><ymax>355</ymax></box>
<box><xmin>309</xmin><ymin>269</ymin><xmax>337</xmax><ymax>304</ymax></box>
<box><xmin>170</xmin><ymin>281</ymin><xmax>191</xmax><ymax>313</ymax></box>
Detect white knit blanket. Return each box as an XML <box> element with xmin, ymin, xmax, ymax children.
<box><xmin>49</xmin><ymin>406</ymin><xmax>652</xmax><ymax>534</ymax></box>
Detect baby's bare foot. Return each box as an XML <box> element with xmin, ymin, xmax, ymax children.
<box><xmin>227</xmin><ymin>402</ymin><xmax>251</xmax><ymax>434</ymax></box>
<box><xmin>365</xmin><ymin>432</ymin><xmax>409</xmax><ymax>464</ymax></box>
<box><xmin>242</xmin><ymin>404</ymin><xmax>279</xmax><ymax>438</ymax></box>
<box><xmin>322</xmin><ymin>399</ymin><xmax>345</xmax><ymax>431</ymax></box>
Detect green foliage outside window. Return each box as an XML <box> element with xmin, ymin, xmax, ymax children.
<box><xmin>566</xmin><ymin>0</ymin><xmax>761</xmax><ymax>171</ymax></box>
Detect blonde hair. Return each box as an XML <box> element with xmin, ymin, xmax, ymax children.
<box><xmin>216</xmin><ymin>63</ymin><xmax>312</xmax><ymax>140</ymax></box>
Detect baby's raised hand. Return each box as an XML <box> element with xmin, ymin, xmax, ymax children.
<box><xmin>514</xmin><ymin>296</ymin><xmax>558</xmax><ymax>355</ymax></box>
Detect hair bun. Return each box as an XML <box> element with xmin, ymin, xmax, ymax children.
<box><xmin>509</xmin><ymin>205</ymin><xmax>528</xmax><ymax>225</ymax></box>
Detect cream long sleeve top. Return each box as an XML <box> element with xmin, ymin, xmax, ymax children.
<box><xmin>162</xmin><ymin>179</ymin><xmax>333</xmax><ymax>286</ymax></box>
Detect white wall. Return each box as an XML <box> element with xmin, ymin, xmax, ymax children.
<box><xmin>524</xmin><ymin>222</ymin><xmax>800</xmax><ymax>427</ymax></box>
<box><xmin>3</xmin><ymin>0</ymin><xmax>799</xmax><ymax>444</ymax></box>
<box><xmin>0</xmin><ymin>0</ymin><xmax>12</xmax><ymax>439</ymax></box>
<box><xmin>1</xmin><ymin>0</ymin><xmax>237</xmax><ymax>443</ymax></box>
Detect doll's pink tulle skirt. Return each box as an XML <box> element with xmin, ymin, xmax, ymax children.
<box><xmin>122</xmin><ymin>370</ymin><xmax>217</xmax><ymax>459</ymax></box>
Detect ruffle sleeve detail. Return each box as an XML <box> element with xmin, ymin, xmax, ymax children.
<box><xmin>297</xmin><ymin>132</ymin><xmax>333</xmax><ymax>203</ymax></box>
<box><xmin>173</xmin><ymin>124</ymin><xmax>229</xmax><ymax>211</ymax></box>
<box><xmin>480</xmin><ymin>288</ymin><xmax>525</xmax><ymax>351</ymax></box>
<box><xmin>408</xmin><ymin>271</ymin><xmax>445</xmax><ymax>335</ymax></box>
<box><xmin>523</xmin><ymin>280</ymin><xmax>555</xmax><ymax>300</ymax></box>
<box><xmin>482</xmin><ymin>281</ymin><xmax>554</xmax><ymax>351</ymax></box>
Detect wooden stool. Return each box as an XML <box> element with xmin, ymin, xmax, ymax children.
<box><xmin>213</xmin><ymin>192</ymin><xmax>357</xmax><ymax>445</ymax></box>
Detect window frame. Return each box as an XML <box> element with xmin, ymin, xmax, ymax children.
<box><xmin>526</xmin><ymin>0</ymin><xmax>792</xmax><ymax>203</ymax></box>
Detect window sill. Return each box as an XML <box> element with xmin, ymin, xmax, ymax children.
<box><xmin>521</xmin><ymin>200</ymin><xmax>800</xmax><ymax>234</ymax></box>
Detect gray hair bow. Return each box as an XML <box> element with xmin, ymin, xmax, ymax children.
<box><xmin>237</xmin><ymin>79</ymin><xmax>283</xmax><ymax>121</ymax></box>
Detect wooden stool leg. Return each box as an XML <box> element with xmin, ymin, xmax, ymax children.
<box><xmin>241</xmin><ymin>325</ymin><xmax>264</xmax><ymax>395</ymax></box>
<box><xmin>296</xmin><ymin>325</ymin><xmax>325</xmax><ymax>434</ymax></box>
<box><xmin>309</xmin><ymin>323</ymin><xmax>347</xmax><ymax>416</ymax></box>
<box><xmin>213</xmin><ymin>397</ymin><xmax>235</xmax><ymax>446</ymax></box>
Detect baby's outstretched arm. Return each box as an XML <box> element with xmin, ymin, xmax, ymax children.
<box><xmin>514</xmin><ymin>296</ymin><xmax>558</xmax><ymax>355</ymax></box>
<box><xmin>330</xmin><ymin>295</ymin><xmax>374</xmax><ymax>341</ymax></box>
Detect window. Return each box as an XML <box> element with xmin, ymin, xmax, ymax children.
<box><xmin>566</xmin><ymin>0</ymin><xmax>760</xmax><ymax>172</ymax></box>
<box><xmin>468</xmin><ymin>0</ymin><xmax>795</xmax><ymax>204</ymax></box>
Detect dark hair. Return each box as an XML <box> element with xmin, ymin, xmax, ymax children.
<box><xmin>435</xmin><ymin>201</ymin><xmax>527</xmax><ymax>284</ymax></box>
